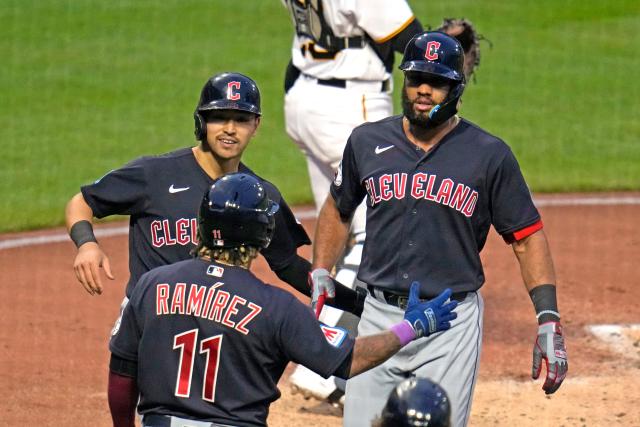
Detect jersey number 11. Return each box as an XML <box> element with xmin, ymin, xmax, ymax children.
<box><xmin>173</xmin><ymin>329</ymin><xmax>223</xmax><ymax>402</ymax></box>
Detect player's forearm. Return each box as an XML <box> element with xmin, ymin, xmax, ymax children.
<box><xmin>348</xmin><ymin>331</ymin><xmax>402</xmax><ymax>377</ymax></box>
<box><xmin>108</xmin><ymin>370</ymin><xmax>138</xmax><ymax>427</ymax></box>
<box><xmin>312</xmin><ymin>196</ymin><xmax>351</xmax><ymax>270</ymax></box>
<box><xmin>513</xmin><ymin>230</ymin><xmax>562</xmax><ymax>323</ymax></box>
<box><xmin>512</xmin><ymin>229</ymin><xmax>556</xmax><ymax>291</ymax></box>
<box><xmin>65</xmin><ymin>192</ymin><xmax>95</xmax><ymax>231</ymax></box>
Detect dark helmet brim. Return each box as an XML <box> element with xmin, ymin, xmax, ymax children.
<box><xmin>399</xmin><ymin>61</ymin><xmax>463</xmax><ymax>82</ymax></box>
<box><xmin>198</xmin><ymin>100</ymin><xmax>261</xmax><ymax>116</ymax></box>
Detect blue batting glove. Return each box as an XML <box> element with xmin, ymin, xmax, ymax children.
<box><xmin>403</xmin><ymin>281</ymin><xmax>459</xmax><ymax>338</ymax></box>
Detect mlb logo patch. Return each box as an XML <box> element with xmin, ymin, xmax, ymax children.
<box><xmin>206</xmin><ymin>265</ymin><xmax>225</xmax><ymax>277</ymax></box>
<box><xmin>320</xmin><ymin>324</ymin><xmax>347</xmax><ymax>348</ymax></box>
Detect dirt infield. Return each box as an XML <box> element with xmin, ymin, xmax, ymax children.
<box><xmin>1</xmin><ymin>193</ymin><xmax>639</xmax><ymax>426</ymax></box>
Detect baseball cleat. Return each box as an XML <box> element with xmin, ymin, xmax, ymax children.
<box><xmin>289</xmin><ymin>365</ymin><xmax>338</xmax><ymax>401</ymax></box>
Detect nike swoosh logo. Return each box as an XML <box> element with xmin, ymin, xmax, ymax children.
<box><xmin>375</xmin><ymin>145</ymin><xmax>394</xmax><ymax>155</ymax></box>
<box><xmin>169</xmin><ymin>185</ymin><xmax>190</xmax><ymax>194</ymax></box>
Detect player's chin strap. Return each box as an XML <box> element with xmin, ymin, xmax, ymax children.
<box><xmin>427</xmin><ymin>81</ymin><xmax>465</xmax><ymax>127</ymax></box>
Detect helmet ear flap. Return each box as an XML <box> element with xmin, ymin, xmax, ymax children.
<box><xmin>194</xmin><ymin>111</ymin><xmax>206</xmax><ymax>141</ymax></box>
<box><xmin>427</xmin><ymin>81</ymin><xmax>465</xmax><ymax>126</ymax></box>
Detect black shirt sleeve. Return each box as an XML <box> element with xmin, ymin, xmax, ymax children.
<box><xmin>489</xmin><ymin>148</ymin><xmax>541</xmax><ymax>236</ymax></box>
<box><xmin>277</xmin><ymin>295</ymin><xmax>354</xmax><ymax>378</ymax></box>
<box><xmin>329</xmin><ymin>138</ymin><xmax>367</xmax><ymax>221</ymax></box>
<box><xmin>109</xmin><ymin>275</ymin><xmax>148</xmax><ymax>362</ymax></box>
<box><xmin>81</xmin><ymin>158</ymin><xmax>149</xmax><ymax>218</ymax></box>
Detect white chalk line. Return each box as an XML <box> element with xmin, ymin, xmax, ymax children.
<box><xmin>586</xmin><ymin>324</ymin><xmax>640</xmax><ymax>360</ymax></box>
<box><xmin>1</xmin><ymin>194</ymin><xmax>639</xmax><ymax>251</ymax></box>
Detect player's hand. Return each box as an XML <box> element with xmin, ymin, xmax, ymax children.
<box><xmin>309</xmin><ymin>268</ymin><xmax>335</xmax><ymax>318</ymax></box>
<box><xmin>73</xmin><ymin>242</ymin><xmax>114</xmax><ymax>296</ymax></box>
<box><xmin>403</xmin><ymin>282</ymin><xmax>458</xmax><ymax>339</ymax></box>
<box><xmin>532</xmin><ymin>321</ymin><xmax>568</xmax><ymax>394</ymax></box>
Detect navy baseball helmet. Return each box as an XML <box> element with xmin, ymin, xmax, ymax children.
<box><xmin>399</xmin><ymin>31</ymin><xmax>466</xmax><ymax>127</ymax></box>
<box><xmin>379</xmin><ymin>377</ymin><xmax>451</xmax><ymax>427</ymax></box>
<box><xmin>194</xmin><ymin>72</ymin><xmax>261</xmax><ymax>140</ymax></box>
<box><xmin>399</xmin><ymin>31</ymin><xmax>464</xmax><ymax>83</ymax></box>
<box><xmin>198</xmin><ymin>173</ymin><xmax>279</xmax><ymax>249</ymax></box>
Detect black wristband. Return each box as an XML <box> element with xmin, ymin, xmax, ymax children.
<box><xmin>70</xmin><ymin>220</ymin><xmax>97</xmax><ymax>248</ymax></box>
<box><xmin>529</xmin><ymin>284</ymin><xmax>560</xmax><ymax>324</ymax></box>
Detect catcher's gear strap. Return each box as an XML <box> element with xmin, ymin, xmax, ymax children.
<box><xmin>70</xmin><ymin>220</ymin><xmax>97</xmax><ymax>248</ymax></box>
<box><xmin>110</xmin><ymin>353</ymin><xmax>137</xmax><ymax>378</ymax></box>
<box><xmin>274</xmin><ymin>255</ymin><xmax>363</xmax><ymax>316</ymax></box>
<box><xmin>286</xmin><ymin>0</ymin><xmax>365</xmax><ymax>52</ymax></box>
<box><xmin>502</xmin><ymin>219</ymin><xmax>543</xmax><ymax>244</ymax></box>
<box><xmin>529</xmin><ymin>284</ymin><xmax>560</xmax><ymax>324</ymax></box>
<box><xmin>284</xmin><ymin>59</ymin><xmax>301</xmax><ymax>93</ymax></box>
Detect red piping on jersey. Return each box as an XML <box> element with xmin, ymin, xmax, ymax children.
<box><xmin>503</xmin><ymin>219</ymin><xmax>543</xmax><ymax>244</ymax></box>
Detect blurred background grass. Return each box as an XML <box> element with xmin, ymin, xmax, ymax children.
<box><xmin>1</xmin><ymin>0</ymin><xmax>639</xmax><ymax>232</ymax></box>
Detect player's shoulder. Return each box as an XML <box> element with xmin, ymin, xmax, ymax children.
<box><xmin>137</xmin><ymin>258</ymin><xmax>197</xmax><ymax>283</ymax></box>
<box><xmin>458</xmin><ymin>119</ymin><xmax>508</xmax><ymax>147</ymax></box>
<box><xmin>456</xmin><ymin>118</ymin><xmax>513</xmax><ymax>155</ymax></box>
<box><xmin>350</xmin><ymin>115</ymin><xmax>403</xmax><ymax>142</ymax></box>
<box><xmin>125</xmin><ymin>147</ymin><xmax>194</xmax><ymax>169</ymax></box>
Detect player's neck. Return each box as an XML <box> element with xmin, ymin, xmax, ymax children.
<box><xmin>403</xmin><ymin>115</ymin><xmax>459</xmax><ymax>152</ymax></box>
<box><xmin>192</xmin><ymin>146</ymin><xmax>241</xmax><ymax>179</ymax></box>
<box><xmin>200</xmin><ymin>255</ymin><xmax>251</xmax><ymax>269</ymax></box>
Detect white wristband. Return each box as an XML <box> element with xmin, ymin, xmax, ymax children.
<box><xmin>536</xmin><ymin>310</ymin><xmax>560</xmax><ymax>319</ymax></box>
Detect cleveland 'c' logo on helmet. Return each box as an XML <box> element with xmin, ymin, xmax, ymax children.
<box><xmin>425</xmin><ymin>41</ymin><xmax>441</xmax><ymax>61</ymax></box>
<box><xmin>227</xmin><ymin>81</ymin><xmax>241</xmax><ymax>100</ymax></box>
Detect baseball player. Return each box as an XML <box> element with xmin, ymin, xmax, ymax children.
<box><xmin>65</xmin><ymin>72</ymin><xmax>364</xmax><ymax>314</ymax></box>
<box><xmin>281</xmin><ymin>0</ymin><xmax>423</xmax><ymax>402</ymax></box>
<box><xmin>107</xmin><ymin>172</ymin><xmax>459</xmax><ymax>427</ymax></box>
<box><xmin>309</xmin><ymin>31</ymin><xmax>568</xmax><ymax>426</ymax></box>
<box><xmin>375</xmin><ymin>377</ymin><xmax>451</xmax><ymax>427</ymax></box>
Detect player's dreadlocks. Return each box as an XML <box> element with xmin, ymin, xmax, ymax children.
<box><xmin>194</xmin><ymin>242</ymin><xmax>259</xmax><ymax>269</ymax></box>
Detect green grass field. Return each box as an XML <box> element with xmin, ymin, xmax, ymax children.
<box><xmin>1</xmin><ymin>0</ymin><xmax>639</xmax><ymax>232</ymax></box>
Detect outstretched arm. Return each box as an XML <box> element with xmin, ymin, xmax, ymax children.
<box><xmin>338</xmin><ymin>283</ymin><xmax>458</xmax><ymax>378</ymax></box>
<box><xmin>65</xmin><ymin>192</ymin><xmax>114</xmax><ymax>295</ymax></box>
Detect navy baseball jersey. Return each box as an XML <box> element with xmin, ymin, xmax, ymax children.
<box><xmin>331</xmin><ymin>116</ymin><xmax>541</xmax><ymax>296</ymax></box>
<box><xmin>110</xmin><ymin>258</ymin><xmax>354</xmax><ymax>425</ymax></box>
<box><xmin>81</xmin><ymin>147</ymin><xmax>310</xmax><ymax>297</ymax></box>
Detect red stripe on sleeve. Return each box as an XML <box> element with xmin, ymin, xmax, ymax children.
<box><xmin>503</xmin><ymin>219</ymin><xmax>543</xmax><ymax>244</ymax></box>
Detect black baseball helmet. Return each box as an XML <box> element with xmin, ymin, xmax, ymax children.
<box><xmin>198</xmin><ymin>173</ymin><xmax>279</xmax><ymax>249</ymax></box>
<box><xmin>399</xmin><ymin>31</ymin><xmax>465</xmax><ymax>82</ymax></box>
<box><xmin>379</xmin><ymin>377</ymin><xmax>451</xmax><ymax>427</ymax></box>
<box><xmin>194</xmin><ymin>72</ymin><xmax>261</xmax><ymax>140</ymax></box>
<box><xmin>399</xmin><ymin>31</ymin><xmax>466</xmax><ymax>127</ymax></box>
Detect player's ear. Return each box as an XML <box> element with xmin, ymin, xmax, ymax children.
<box><xmin>252</xmin><ymin>116</ymin><xmax>261</xmax><ymax>134</ymax></box>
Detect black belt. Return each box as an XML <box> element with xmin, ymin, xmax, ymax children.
<box><xmin>143</xmin><ymin>414</ymin><xmax>238</xmax><ymax>427</ymax></box>
<box><xmin>367</xmin><ymin>285</ymin><xmax>469</xmax><ymax>309</ymax></box>
<box><xmin>316</xmin><ymin>78</ymin><xmax>390</xmax><ymax>92</ymax></box>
